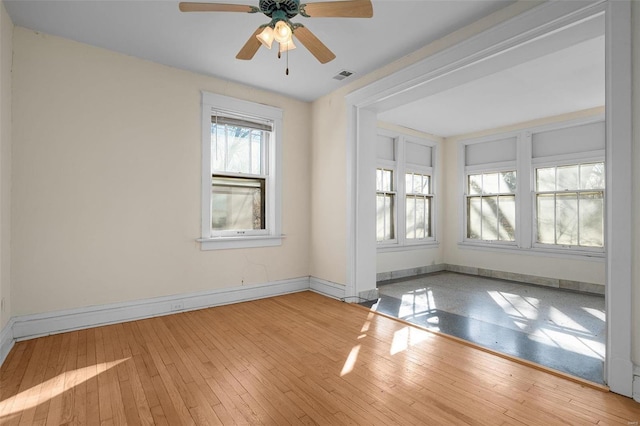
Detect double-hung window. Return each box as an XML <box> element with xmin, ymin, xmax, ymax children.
<box><xmin>376</xmin><ymin>168</ymin><xmax>396</xmax><ymax>242</ymax></box>
<box><xmin>463</xmin><ymin>135</ymin><xmax>518</xmax><ymax>245</ymax></box>
<box><xmin>200</xmin><ymin>92</ymin><xmax>283</xmax><ymax>250</ymax></box>
<box><xmin>466</xmin><ymin>171</ymin><xmax>517</xmax><ymax>242</ymax></box>
<box><xmin>534</xmin><ymin>162</ymin><xmax>605</xmax><ymax>249</ymax></box>
<box><xmin>460</xmin><ymin>116</ymin><xmax>605</xmax><ymax>256</ymax></box>
<box><xmin>376</xmin><ymin>129</ymin><xmax>437</xmax><ymax>248</ymax></box>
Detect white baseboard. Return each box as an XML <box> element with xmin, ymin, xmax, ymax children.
<box><xmin>0</xmin><ymin>318</ymin><xmax>15</xmax><ymax>366</ymax></box>
<box><xmin>12</xmin><ymin>277</ymin><xmax>310</xmax><ymax>341</ymax></box>
<box><xmin>309</xmin><ymin>277</ymin><xmax>346</xmax><ymax>300</ymax></box>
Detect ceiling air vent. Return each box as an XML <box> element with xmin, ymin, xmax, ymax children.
<box><xmin>333</xmin><ymin>70</ymin><xmax>354</xmax><ymax>81</ymax></box>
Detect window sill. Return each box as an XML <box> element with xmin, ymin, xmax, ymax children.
<box><xmin>377</xmin><ymin>241</ymin><xmax>439</xmax><ymax>253</ymax></box>
<box><xmin>198</xmin><ymin>235</ymin><xmax>284</xmax><ymax>251</ymax></box>
<box><xmin>458</xmin><ymin>241</ymin><xmax>605</xmax><ymax>260</ymax></box>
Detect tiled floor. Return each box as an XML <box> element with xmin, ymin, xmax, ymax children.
<box><xmin>367</xmin><ymin>271</ymin><xmax>606</xmax><ymax>384</ymax></box>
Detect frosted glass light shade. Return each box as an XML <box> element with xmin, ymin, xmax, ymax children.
<box><xmin>273</xmin><ymin>20</ymin><xmax>292</xmax><ymax>43</ymax></box>
<box><xmin>256</xmin><ymin>26</ymin><xmax>274</xmax><ymax>49</ymax></box>
<box><xmin>279</xmin><ymin>39</ymin><xmax>296</xmax><ymax>53</ymax></box>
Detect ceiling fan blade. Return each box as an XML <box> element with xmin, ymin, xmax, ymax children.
<box><xmin>301</xmin><ymin>0</ymin><xmax>373</xmax><ymax>18</ymax></box>
<box><xmin>179</xmin><ymin>2</ymin><xmax>255</xmax><ymax>13</ymax></box>
<box><xmin>236</xmin><ymin>27</ymin><xmax>263</xmax><ymax>60</ymax></box>
<box><xmin>294</xmin><ymin>26</ymin><xmax>336</xmax><ymax>64</ymax></box>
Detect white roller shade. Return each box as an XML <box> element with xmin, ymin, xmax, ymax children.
<box><xmin>465</xmin><ymin>136</ymin><xmax>517</xmax><ymax>166</ymax></box>
<box><xmin>377</xmin><ymin>134</ymin><xmax>395</xmax><ymax>161</ymax></box>
<box><xmin>532</xmin><ymin>121</ymin><xmax>604</xmax><ymax>158</ymax></box>
<box><xmin>406</xmin><ymin>141</ymin><xmax>433</xmax><ymax>167</ymax></box>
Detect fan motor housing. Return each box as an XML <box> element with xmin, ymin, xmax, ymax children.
<box><xmin>259</xmin><ymin>0</ymin><xmax>300</xmax><ymax>19</ymax></box>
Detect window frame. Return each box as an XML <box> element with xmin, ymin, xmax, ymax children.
<box><xmin>199</xmin><ymin>92</ymin><xmax>283</xmax><ymax>250</ymax></box>
<box><xmin>464</xmin><ymin>166</ymin><xmax>518</xmax><ymax>246</ymax></box>
<box><xmin>376</xmin><ymin>129</ymin><xmax>438</xmax><ymax>252</ymax></box>
<box><xmin>458</xmin><ymin>115</ymin><xmax>606</xmax><ymax>259</ymax></box>
<box><xmin>376</xmin><ymin>166</ymin><xmax>398</xmax><ymax>245</ymax></box>
<box><xmin>531</xmin><ymin>155</ymin><xmax>605</xmax><ymax>255</ymax></box>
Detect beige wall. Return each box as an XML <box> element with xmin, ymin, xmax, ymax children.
<box><xmin>0</xmin><ymin>3</ymin><xmax>12</xmax><ymax>329</ymax></box>
<box><xmin>11</xmin><ymin>28</ymin><xmax>311</xmax><ymax>316</ymax></box>
<box><xmin>442</xmin><ymin>108</ymin><xmax>606</xmax><ymax>286</ymax></box>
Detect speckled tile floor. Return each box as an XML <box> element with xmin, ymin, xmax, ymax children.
<box><xmin>366</xmin><ymin>271</ymin><xmax>606</xmax><ymax>384</ymax></box>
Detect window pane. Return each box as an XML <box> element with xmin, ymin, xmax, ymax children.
<box><xmin>481</xmin><ymin>196</ymin><xmax>498</xmax><ymax>240</ymax></box>
<box><xmin>405</xmin><ymin>196</ymin><xmax>415</xmax><ymax>239</ymax></box>
<box><xmin>498</xmin><ymin>195</ymin><xmax>516</xmax><ymax>241</ymax></box>
<box><xmin>212</xmin><ymin>176</ymin><xmax>265</xmax><ymax>230</ymax></box>
<box><xmin>536</xmin><ymin>167</ymin><xmax>555</xmax><ymax>192</ymax></box>
<box><xmin>467</xmin><ymin>197</ymin><xmax>481</xmax><ymax>239</ymax></box>
<box><xmin>415</xmin><ymin>197</ymin><xmax>426</xmax><ymax>239</ymax></box>
<box><xmin>500</xmin><ymin>171</ymin><xmax>517</xmax><ymax>193</ymax></box>
<box><xmin>537</xmin><ymin>194</ymin><xmax>555</xmax><ymax>244</ymax></box>
<box><xmin>377</xmin><ymin>169</ymin><xmax>393</xmax><ymax>192</ymax></box>
<box><xmin>405</xmin><ymin>173</ymin><xmax>414</xmax><ymax>194</ymax></box>
<box><xmin>483</xmin><ymin>173</ymin><xmax>499</xmax><ymax>194</ymax></box>
<box><xmin>468</xmin><ymin>174</ymin><xmax>482</xmax><ymax>195</ymax></box>
<box><xmin>579</xmin><ymin>192</ymin><xmax>604</xmax><ymax>247</ymax></box>
<box><xmin>580</xmin><ymin>163</ymin><xmax>605</xmax><ymax>190</ymax></box>
<box><xmin>212</xmin><ymin>125</ymin><xmax>265</xmax><ymax>175</ymax></box>
<box><xmin>377</xmin><ymin>194</ymin><xmax>394</xmax><ymax>241</ymax></box>
<box><xmin>556</xmin><ymin>192</ymin><xmax>578</xmax><ymax>245</ymax></box>
<box><xmin>422</xmin><ymin>175</ymin><xmax>431</xmax><ymax>194</ymax></box>
<box><xmin>557</xmin><ymin>165</ymin><xmax>579</xmax><ymax>191</ymax></box>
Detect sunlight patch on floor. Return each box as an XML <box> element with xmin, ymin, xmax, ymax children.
<box><xmin>340</xmin><ymin>345</ymin><xmax>361</xmax><ymax>376</ymax></box>
<box><xmin>0</xmin><ymin>358</ymin><xmax>129</xmax><ymax>416</ymax></box>
<box><xmin>582</xmin><ymin>306</ymin><xmax>606</xmax><ymax>322</ymax></box>
<box><xmin>487</xmin><ymin>290</ymin><xmax>539</xmax><ymax>321</ymax></box>
<box><xmin>398</xmin><ymin>288</ymin><xmax>435</xmax><ymax>318</ymax></box>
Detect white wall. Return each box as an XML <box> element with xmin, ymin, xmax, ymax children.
<box><xmin>11</xmin><ymin>28</ymin><xmax>311</xmax><ymax>316</ymax></box>
<box><xmin>0</xmin><ymin>3</ymin><xmax>12</xmax><ymax>330</ymax></box>
<box><xmin>443</xmin><ymin>108</ymin><xmax>607</xmax><ymax>286</ymax></box>
<box><xmin>375</xmin><ymin>121</ymin><xmax>445</xmax><ymax>275</ymax></box>
<box><xmin>309</xmin><ymin>1</ymin><xmax>542</xmax><ymax>286</ymax></box>
<box><xmin>632</xmin><ymin>0</ymin><xmax>640</xmax><ymax>367</ymax></box>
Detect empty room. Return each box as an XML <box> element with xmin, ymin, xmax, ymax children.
<box><xmin>1</xmin><ymin>0</ymin><xmax>639</xmax><ymax>424</ymax></box>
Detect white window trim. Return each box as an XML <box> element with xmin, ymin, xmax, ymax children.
<box><xmin>458</xmin><ymin>115</ymin><xmax>605</xmax><ymax>258</ymax></box>
<box><xmin>199</xmin><ymin>92</ymin><xmax>283</xmax><ymax>250</ymax></box>
<box><xmin>377</xmin><ymin>129</ymin><xmax>438</xmax><ymax>251</ymax></box>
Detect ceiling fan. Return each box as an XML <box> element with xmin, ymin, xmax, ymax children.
<box><xmin>179</xmin><ymin>0</ymin><xmax>373</xmax><ymax>65</ymax></box>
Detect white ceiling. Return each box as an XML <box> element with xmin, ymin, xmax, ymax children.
<box><xmin>378</xmin><ymin>33</ymin><xmax>605</xmax><ymax>137</ymax></box>
<box><xmin>3</xmin><ymin>0</ymin><xmax>512</xmax><ymax>102</ymax></box>
<box><xmin>4</xmin><ymin>1</ymin><xmax>604</xmax><ymax>136</ymax></box>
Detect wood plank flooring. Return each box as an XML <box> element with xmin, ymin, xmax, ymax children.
<box><xmin>1</xmin><ymin>291</ymin><xmax>639</xmax><ymax>425</ymax></box>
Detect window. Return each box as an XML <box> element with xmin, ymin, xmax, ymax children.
<box><xmin>376</xmin><ymin>168</ymin><xmax>395</xmax><ymax>242</ymax></box>
<box><xmin>459</xmin><ymin>116</ymin><xmax>605</xmax><ymax>257</ymax></box>
<box><xmin>466</xmin><ymin>171</ymin><xmax>516</xmax><ymax>242</ymax></box>
<box><xmin>376</xmin><ymin>130</ymin><xmax>437</xmax><ymax>249</ymax></box>
<box><xmin>405</xmin><ymin>173</ymin><xmax>432</xmax><ymax>240</ymax></box>
<box><xmin>535</xmin><ymin>162</ymin><xmax>604</xmax><ymax>248</ymax></box>
<box><xmin>200</xmin><ymin>92</ymin><xmax>283</xmax><ymax>250</ymax></box>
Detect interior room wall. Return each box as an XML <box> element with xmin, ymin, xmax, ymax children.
<box><xmin>375</xmin><ymin>122</ymin><xmax>445</xmax><ymax>275</ymax></box>
<box><xmin>309</xmin><ymin>1</ymin><xmax>541</xmax><ymax>286</ymax></box>
<box><xmin>0</xmin><ymin>2</ymin><xmax>12</xmax><ymax>330</ymax></box>
<box><xmin>442</xmin><ymin>108</ymin><xmax>607</xmax><ymax>287</ymax></box>
<box><xmin>11</xmin><ymin>27</ymin><xmax>311</xmax><ymax>317</ymax></box>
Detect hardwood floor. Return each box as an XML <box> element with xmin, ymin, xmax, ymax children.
<box><xmin>1</xmin><ymin>291</ymin><xmax>639</xmax><ymax>425</ymax></box>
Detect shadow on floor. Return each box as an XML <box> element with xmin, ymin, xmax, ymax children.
<box><xmin>362</xmin><ymin>272</ymin><xmax>605</xmax><ymax>384</ymax></box>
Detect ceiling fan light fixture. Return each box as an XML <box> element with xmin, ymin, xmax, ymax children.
<box><xmin>256</xmin><ymin>26</ymin><xmax>274</xmax><ymax>49</ymax></box>
<box><xmin>279</xmin><ymin>39</ymin><xmax>296</xmax><ymax>53</ymax></box>
<box><xmin>273</xmin><ymin>20</ymin><xmax>292</xmax><ymax>44</ymax></box>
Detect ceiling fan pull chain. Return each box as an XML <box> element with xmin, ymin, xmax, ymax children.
<box><xmin>286</xmin><ymin>48</ymin><xmax>290</xmax><ymax>75</ymax></box>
